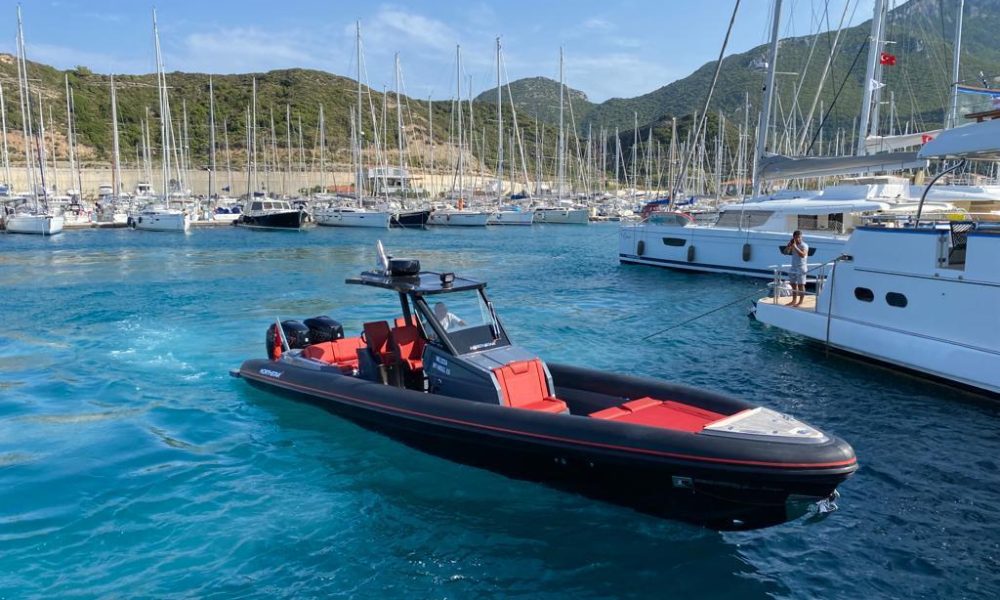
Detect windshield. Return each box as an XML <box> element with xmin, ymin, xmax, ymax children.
<box><xmin>416</xmin><ymin>289</ymin><xmax>508</xmax><ymax>355</ymax></box>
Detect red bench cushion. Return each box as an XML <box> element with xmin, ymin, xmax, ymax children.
<box><xmin>589</xmin><ymin>396</ymin><xmax>724</xmax><ymax>432</ymax></box>
<box><xmin>302</xmin><ymin>337</ymin><xmax>366</xmax><ymax>370</ymax></box>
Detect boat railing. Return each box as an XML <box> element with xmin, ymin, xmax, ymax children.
<box><xmin>766</xmin><ymin>257</ymin><xmax>844</xmax><ymax>311</ymax></box>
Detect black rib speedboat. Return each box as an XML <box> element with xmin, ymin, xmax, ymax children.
<box><xmin>234</xmin><ymin>243</ymin><xmax>857</xmax><ymax>529</ymax></box>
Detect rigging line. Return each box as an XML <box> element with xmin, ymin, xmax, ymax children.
<box><xmin>641</xmin><ymin>254</ymin><xmax>845</xmax><ymax>341</ymax></box>
<box><xmin>669</xmin><ymin>0</ymin><xmax>741</xmax><ymax>208</ymax></box>
<box><xmin>804</xmin><ymin>35</ymin><xmax>867</xmax><ymax>155</ymax></box>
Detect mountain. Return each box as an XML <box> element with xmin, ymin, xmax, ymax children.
<box><xmin>484</xmin><ymin>0</ymin><xmax>1000</xmax><ymax>141</ymax></box>
<box><xmin>0</xmin><ymin>57</ymin><xmax>559</xmax><ymax>173</ymax></box>
<box><xmin>472</xmin><ymin>76</ymin><xmax>595</xmax><ymax>128</ymax></box>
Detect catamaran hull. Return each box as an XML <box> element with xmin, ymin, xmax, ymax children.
<box><xmin>4</xmin><ymin>214</ymin><xmax>65</xmax><ymax>235</ymax></box>
<box><xmin>619</xmin><ymin>224</ymin><xmax>848</xmax><ymax>278</ymax></box>
<box><xmin>236</xmin><ymin>359</ymin><xmax>855</xmax><ymax>529</ymax></box>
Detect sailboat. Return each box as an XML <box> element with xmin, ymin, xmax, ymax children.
<box><xmin>315</xmin><ymin>22</ymin><xmax>393</xmax><ymax>229</ymax></box>
<box><xmin>532</xmin><ymin>48</ymin><xmax>588</xmax><ymax>225</ymax></box>
<box><xmin>235</xmin><ymin>79</ymin><xmax>307</xmax><ymax>230</ymax></box>
<box><xmin>428</xmin><ymin>44</ymin><xmax>492</xmax><ymax>227</ymax></box>
<box><xmin>4</xmin><ymin>7</ymin><xmax>63</xmax><ymax>235</ymax></box>
<box><xmin>488</xmin><ymin>38</ymin><xmax>533</xmax><ymax>226</ymax></box>
<box><xmin>130</xmin><ymin>10</ymin><xmax>190</xmax><ymax>233</ymax></box>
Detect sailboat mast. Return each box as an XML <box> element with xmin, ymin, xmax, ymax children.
<box><xmin>947</xmin><ymin>0</ymin><xmax>965</xmax><ymax>130</ymax></box>
<box><xmin>223</xmin><ymin>117</ymin><xmax>232</xmax><ymax>194</ymax></box>
<box><xmin>0</xmin><ymin>82</ymin><xmax>11</xmax><ymax>186</ymax></box>
<box><xmin>251</xmin><ymin>78</ymin><xmax>258</xmax><ymax>195</ymax></box>
<box><xmin>395</xmin><ymin>53</ymin><xmax>405</xmax><ymax>203</ymax></box>
<box><xmin>855</xmin><ymin>0</ymin><xmax>885</xmax><ymax>156</ymax></box>
<box><xmin>153</xmin><ymin>9</ymin><xmax>170</xmax><ymax>201</ymax></box>
<box><xmin>456</xmin><ymin>45</ymin><xmax>463</xmax><ymax>199</ymax></box>
<box><xmin>285</xmin><ymin>104</ymin><xmax>292</xmax><ymax>195</ymax></box>
<box><xmin>63</xmin><ymin>76</ymin><xmax>75</xmax><ymax>194</ymax></box>
<box><xmin>751</xmin><ymin>0</ymin><xmax>783</xmax><ymax>196</ymax></box>
<box><xmin>110</xmin><ymin>75</ymin><xmax>122</xmax><ymax>196</ymax></box>
<box><xmin>208</xmin><ymin>77</ymin><xmax>217</xmax><ymax>198</ymax></box>
<box><xmin>36</xmin><ymin>92</ymin><xmax>49</xmax><ymax>204</ymax></box>
<box><xmin>557</xmin><ymin>48</ymin><xmax>565</xmax><ymax>199</ymax></box>
<box><xmin>16</xmin><ymin>7</ymin><xmax>38</xmax><ymax>203</ymax></box>
<box><xmin>496</xmin><ymin>37</ymin><xmax>503</xmax><ymax>202</ymax></box>
<box><xmin>355</xmin><ymin>21</ymin><xmax>364</xmax><ymax>199</ymax></box>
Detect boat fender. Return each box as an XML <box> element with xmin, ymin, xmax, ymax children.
<box><xmin>636</xmin><ymin>240</ymin><xmax>645</xmax><ymax>256</ymax></box>
<box><xmin>742</xmin><ymin>243</ymin><xmax>752</xmax><ymax>262</ymax></box>
<box><xmin>127</xmin><ymin>217</ymin><xmax>135</xmax><ymax>229</ymax></box>
<box><xmin>687</xmin><ymin>245</ymin><xmax>696</xmax><ymax>262</ymax></box>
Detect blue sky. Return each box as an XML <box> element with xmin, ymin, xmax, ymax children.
<box><xmin>4</xmin><ymin>0</ymin><xmax>882</xmax><ymax>102</ymax></box>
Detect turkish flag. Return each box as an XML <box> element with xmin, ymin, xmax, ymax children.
<box><xmin>921</xmin><ymin>134</ymin><xmax>934</xmax><ymax>144</ymax></box>
<box><xmin>879</xmin><ymin>52</ymin><xmax>897</xmax><ymax>66</ymax></box>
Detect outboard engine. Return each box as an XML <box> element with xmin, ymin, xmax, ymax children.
<box><xmin>266</xmin><ymin>320</ymin><xmax>311</xmax><ymax>360</ymax></box>
<box><xmin>304</xmin><ymin>316</ymin><xmax>344</xmax><ymax>344</ymax></box>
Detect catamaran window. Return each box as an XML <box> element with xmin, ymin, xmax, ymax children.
<box><xmin>797</xmin><ymin>215</ymin><xmax>819</xmax><ymax>230</ymax></box>
<box><xmin>714</xmin><ymin>210</ymin><xmax>773</xmax><ymax>228</ymax></box>
<box><xmin>417</xmin><ymin>290</ymin><xmax>508</xmax><ymax>355</ymax></box>
<box><xmin>251</xmin><ymin>202</ymin><xmax>262</xmax><ymax>211</ymax></box>
<box><xmin>662</xmin><ymin>237</ymin><xmax>687</xmax><ymax>247</ymax></box>
<box><xmin>886</xmin><ymin>292</ymin><xmax>908</xmax><ymax>308</ymax></box>
<box><xmin>854</xmin><ymin>287</ymin><xmax>874</xmax><ymax>302</ymax></box>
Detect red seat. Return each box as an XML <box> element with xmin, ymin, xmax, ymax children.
<box><xmin>492</xmin><ymin>359</ymin><xmax>568</xmax><ymax>414</ymax></box>
<box><xmin>302</xmin><ymin>337</ymin><xmax>366</xmax><ymax>371</ymax></box>
<box><xmin>394</xmin><ymin>316</ymin><xmax>409</xmax><ymax>328</ymax></box>
<box><xmin>390</xmin><ymin>324</ymin><xmax>425</xmax><ymax>371</ymax></box>
<box><xmin>589</xmin><ymin>396</ymin><xmax>724</xmax><ymax>433</ymax></box>
<box><xmin>363</xmin><ymin>321</ymin><xmax>394</xmax><ymax>364</ymax></box>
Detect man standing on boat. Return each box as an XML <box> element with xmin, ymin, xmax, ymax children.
<box><xmin>787</xmin><ymin>230</ymin><xmax>808</xmax><ymax>307</ymax></box>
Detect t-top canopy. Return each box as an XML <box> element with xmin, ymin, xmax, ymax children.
<box><xmin>346</xmin><ymin>270</ymin><xmax>485</xmax><ymax>295</ymax></box>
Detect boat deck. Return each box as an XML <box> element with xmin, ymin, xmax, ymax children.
<box><xmin>758</xmin><ymin>295</ymin><xmax>817</xmax><ymax>311</ymax></box>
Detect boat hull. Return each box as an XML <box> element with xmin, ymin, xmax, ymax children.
<box><xmin>428</xmin><ymin>211</ymin><xmax>492</xmax><ymax>227</ymax></box>
<box><xmin>237</xmin><ymin>359</ymin><xmax>855</xmax><ymax>529</ymax></box>
<box><xmin>489</xmin><ymin>210</ymin><xmax>535</xmax><ymax>225</ymax></box>
<box><xmin>4</xmin><ymin>214</ymin><xmax>65</xmax><ymax>235</ymax></box>
<box><xmin>235</xmin><ymin>210</ymin><xmax>307</xmax><ymax>230</ymax></box>
<box><xmin>619</xmin><ymin>223</ymin><xmax>848</xmax><ymax>279</ymax></box>
<box><xmin>535</xmin><ymin>209</ymin><xmax>590</xmax><ymax>224</ymax></box>
<box><xmin>391</xmin><ymin>210</ymin><xmax>431</xmax><ymax>228</ymax></box>
<box><xmin>315</xmin><ymin>209</ymin><xmax>391</xmax><ymax>228</ymax></box>
<box><xmin>131</xmin><ymin>210</ymin><xmax>190</xmax><ymax>232</ymax></box>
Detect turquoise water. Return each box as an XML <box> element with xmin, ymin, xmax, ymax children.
<box><xmin>1</xmin><ymin>224</ymin><xmax>997</xmax><ymax>598</ymax></box>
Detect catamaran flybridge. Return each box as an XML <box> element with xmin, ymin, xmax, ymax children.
<box><xmin>234</xmin><ymin>242</ymin><xmax>856</xmax><ymax>529</ymax></box>
<box><xmin>753</xmin><ymin>118</ymin><xmax>1000</xmax><ymax>396</ymax></box>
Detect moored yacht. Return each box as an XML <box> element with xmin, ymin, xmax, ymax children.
<box><xmin>315</xmin><ymin>204</ymin><xmax>391</xmax><ymax>228</ymax></box>
<box><xmin>488</xmin><ymin>205</ymin><xmax>534</xmax><ymax>225</ymax></box>
<box><xmin>533</xmin><ymin>204</ymin><xmax>590</xmax><ymax>224</ymax></box>
<box><xmin>620</xmin><ymin>197</ymin><xmax>882</xmax><ymax>278</ymax></box>
<box><xmin>752</xmin><ymin>118</ymin><xmax>1000</xmax><ymax>395</ymax></box>
<box><xmin>235</xmin><ymin>196</ymin><xmax>307</xmax><ymax>230</ymax></box>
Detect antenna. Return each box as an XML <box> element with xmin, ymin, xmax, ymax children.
<box><xmin>375</xmin><ymin>240</ymin><xmax>390</xmax><ymax>272</ymax></box>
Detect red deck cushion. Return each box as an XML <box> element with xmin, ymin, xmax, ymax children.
<box><xmin>390</xmin><ymin>324</ymin><xmax>425</xmax><ymax>371</ymax></box>
<box><xmin>492</xmin><ymin>359</ymin><xmax>568</xmax><ymax>414</ymax></box>
<box><xmin>589</xmin><ymin>396</ymin><xmax>724</xmax><ymax>432</ymax></box>
<box><xmin>302</xmin><ymin>337</ymin><xmax>366</xmax><ymax>370</ymax></box>
<box><xmin>363</xmin><ymin>321</ymin><xmax>394</xmax><ymax>363</ymax></box>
